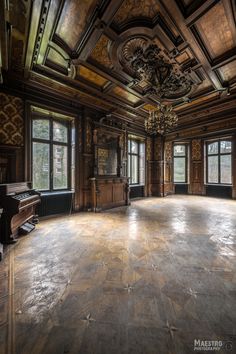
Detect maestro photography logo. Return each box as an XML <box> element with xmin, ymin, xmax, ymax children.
<box><xmin>193</xmin><ymin>339</ymin><xmax>233</xmax><ymax>351</ymax></box>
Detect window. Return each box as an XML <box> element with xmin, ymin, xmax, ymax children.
<box><xmin>173</xmin><ymin>144</ymin><xmax>188</xmax><ymax>183</ymax></box>
<box><xmin>128</xmin><ymin>138</ymin><xmax>145</xmax><ymax>185</ymax></box>
<box><xmin>32</xmin><ymin>116</ymin><xmax>73</xmax><ymax>191</ymax></box>
<box><xmin>206</xmin><ymin>139</ymin><xmax>232</xmax><ymax>184</ymax></box>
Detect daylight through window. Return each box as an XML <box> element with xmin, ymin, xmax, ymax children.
<box><xmin>32</xmin><ymin>115</ymin><xmax>73</xmax><ymax>191</ymax></box>
<box><xmin>128</xmin><ymin>138</ymin><xmax>145</xmax><ymax>185</ymax></box>
<box><xmin>173</xmin><ymin>144</ymin><xmax>188</xmax><ymax>183</ymax></box>
<box><xmin>206</xmin><ymin>139</ymin><xmax>232</xmax><ymax>184</ymax></box>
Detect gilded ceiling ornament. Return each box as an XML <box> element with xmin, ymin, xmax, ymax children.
<box><xmin>121</xmin><ymin>38</ymin><xmax>194</xmax><ymax>100</ymax></box>
<box><xmin>145</xmin><ymin>104</ymin><xmax>178</xmax><ymax>135</ymax></box>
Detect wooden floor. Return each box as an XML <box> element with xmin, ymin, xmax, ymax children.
<box><xmin>0</xmin><ymin>195</ymin><xmax>236</xmax><ymax>354</ymax></box>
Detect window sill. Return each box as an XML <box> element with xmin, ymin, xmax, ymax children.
<box><xmin>40</xmin><ymin>190</ymin><xmax>75</xmax><ymax>196</ymax></box>
<box><xmin>130</xmin><ymin>184</ymin><xmax>145</xmax><ymax>187</ymax></box>
<box><xmin>205</xmin><ymin>184</ymin><xmax>232</xmax><ymax>187</ymax></box>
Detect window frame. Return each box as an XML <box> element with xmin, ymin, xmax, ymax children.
<box><xmin>128</xmin><ymin>138</ymin><xmax>145</xmax><ymax>186</ymax></box>
<box><xmin>173</xmin><ymin>143</ymin><xmax>188</xmax><ymax>184</ymax></box>
<box><xmin>206</xmin><ymin>139</ymin><xmax>232</xmax><ymax>185</ymax></box>
<box><xmin>31</xmin><ymin>116</ymin><xmax>72</xmax><ymax>192</ymax></box>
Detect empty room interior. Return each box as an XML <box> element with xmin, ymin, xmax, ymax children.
<box><xmin>0</xmin><ymin>0</ymin><xmax>236</xmax><ymax>353</ymax></box>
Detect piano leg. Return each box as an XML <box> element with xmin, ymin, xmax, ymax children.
<box><xmin>32</xmin><ymin>215</ymin><xmax>39</xmax><ymax>224</ymax></box>
<box><xmin>0</xmin><ymin>213</ymin><xmax>18</xmax><ymax>244</ymax></box>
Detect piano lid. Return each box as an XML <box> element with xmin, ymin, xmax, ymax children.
<box><xmin>0</xmin><ymin>182</ymin><xmax>32</xmax><ymax>196</ymax></box>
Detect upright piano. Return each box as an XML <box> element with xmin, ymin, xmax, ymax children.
<box><xmin>0</xmin><ymin>182</ymin><xmax>41</xmax><ymax>244</ymax></box>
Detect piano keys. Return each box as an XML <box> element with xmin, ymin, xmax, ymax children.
<box><xmin>0</xmin><ymin>182</ymin><xmax>41</xmax><ymax>244</ymax></box>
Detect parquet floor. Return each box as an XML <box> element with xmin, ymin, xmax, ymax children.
<box><xmin>0</xmin><ymin>196</ymin><xmax>236</xmax><ymax>354</ymax></box>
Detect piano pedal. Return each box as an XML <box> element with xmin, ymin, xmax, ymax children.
<box><xmin>32</xmin><ymin>215</ymin><xmax>39</xmax><ymax>224</ymax></box>
<box><xmin>19</xmin><ymin>222</ymin><xmax>35</xmax><ymax>235</ymax></box>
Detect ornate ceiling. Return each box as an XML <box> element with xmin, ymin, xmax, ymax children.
<box><xmin>1</xmin><ymin>0</ymin><xmax>236</xmax><ymax>131</ymax></box>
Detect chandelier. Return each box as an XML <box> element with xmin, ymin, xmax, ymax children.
<box><xmin>145</xmin><ymin>104</ymin><xmax>178</xmax><ymax>135</ymax></box>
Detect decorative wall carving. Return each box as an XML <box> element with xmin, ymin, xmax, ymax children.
<box><xmin>146</xmin><ymin>137</ymin><xmax>152</xmax><ymax>160</ymax></box>
<box><xmin>164</xmin><ymin>142</ymin><xmax>172</xmax><ymax>162</ymax></box>
<box><xmin>164</xmin><ymin>141</ymin><xmax>173</xmax><ymax>189</ymax></box>
<box><xmin>0</xmin><ymin>93</ymin><xmax>24</xmax><ymax>146</ymax></box>
<box><xmin>192</xmin><ymin>139</ymin><xmax>202</xmax><ymax>160</ymax></box>
<box><xmin>85</xmin><ymin>118</ymin><xmax>92</xmax><ymax>153</ymax></box>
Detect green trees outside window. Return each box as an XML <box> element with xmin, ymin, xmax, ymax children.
<box><xmin>32</xmin><ymin>117</ymin><xmax>71</xmax><ymax>191</ymax></box>
<box><xmin>206</xmin><ymin>140</ymin><xmax>232</xmax><ymax>184</ymax></box>
<box><xmin>173</xmin><ymin>144</ymin><xmax>188</xmax><ymax>183</ymax></box>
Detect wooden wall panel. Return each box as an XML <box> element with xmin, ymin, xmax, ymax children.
<box><xmin>189</xmin><ymin>139</ymin><xmax>205</xmax><ymax>195</ymax></box>
<box><xmin>91</xmin><ymin>177</ymin><xmax>129</xmax><ymax>211</ymax></box>
<box><xmin>164</xmin><ymin>141</ymin><xmax>174</xmax><ymax>196</ymax></box>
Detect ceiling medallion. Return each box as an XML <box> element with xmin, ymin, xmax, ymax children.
<box><xmin>121</xmin><ymin>38</ymin><xmax>194</xmax><ymax>134</ymax></box>
<box><xmin>122</xmin><ymin>39</ymin><xmax>193</xmax><ymax>100</ymax></box>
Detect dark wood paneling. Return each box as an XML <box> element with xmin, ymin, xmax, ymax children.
<box><xmin>36</xmin><ymin>192</ymin><xmax>74</xmax><ymax>217</ymax></box>
<box><xmin>206</xmin><ymin>185</ymin><xmax>232</xmax><ymax>199</ymax></box>
<box><xmin>90</xmin><ymin>177</ymin><xmax>129</xmax><ymax>211</ymax></box>
<box><xmin>130</xmin><ymin>185</ymin><xmax>144</xmax><ymax>199</ymax></box>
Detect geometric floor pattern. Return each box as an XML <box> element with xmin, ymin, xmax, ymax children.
<box><xmin>0</xmin><ymin>195</ymin><xmax>235</xmax><ymax>354</ymax></box>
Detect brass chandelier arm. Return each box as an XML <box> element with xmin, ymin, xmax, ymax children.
<box><xmin>145</xmin><ymin>104</ymin><xmax>178</xmax><ymax>135</ymax></box>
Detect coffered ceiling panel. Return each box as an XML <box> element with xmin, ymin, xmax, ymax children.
<box><xmin>90</xmin><ymin>35</ymin><xmax>113</xmax><ymax>69</ymax></box>
<box><xmin>2</xmin><ymin>0</ymin><xmax>236</xmax><ymax>132</ymax></box>
<box><xmin>55</xmin><ymin>0</ymin><xmax>97</xmax><ymax>49</ymax></box>
<box><xmin>113</xmin><ymin>0</ymin><xmax>160</xmax><ymax>26</ymax></box>
<box><xmin>218</xmin><ymin>60</ymin><xmax>236</xmax><ymax>83</ymax></box>
<box><xmin>77</xmin><ymin>66</ymin><xmax>109</xmax><ymax>88</ymax></box>
<box><xmin>142</xmin><ymin>104</ymin><xmax>157</xmax><ymax>112</ymax></box>
<box><xmin>193</xmin><ymin>77</ymin><xmax>213</xmax><ymax>94</ymax></box>
<box><xmin>175</xmin><ymin>92</ymin><xmax>220</xmax><ymax>111</ymax></box>
<box><xmin>195</xmin><ymin>1</ymin><xmax>235</xmax><ymax>58</ymax></box>
<box><xmin>175</xmin><ymin>51</ymin><xmax>190</xmax><ymax>65</ymax></box>
<box><xmin>112</xmin><ymin>86</ymin><xmax>141</xmax><ymax>104</ymax></box>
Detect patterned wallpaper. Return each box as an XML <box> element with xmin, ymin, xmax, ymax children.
<box><xmin>0</xmin><ymin>92</ymin><xmax>24</xmax><ymax>146</ymax></box>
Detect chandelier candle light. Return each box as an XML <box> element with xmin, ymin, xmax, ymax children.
<box><xmin>145</xmin><ymin>104</ymin><xmax>178</xmax><ymax>135</ymax></box>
